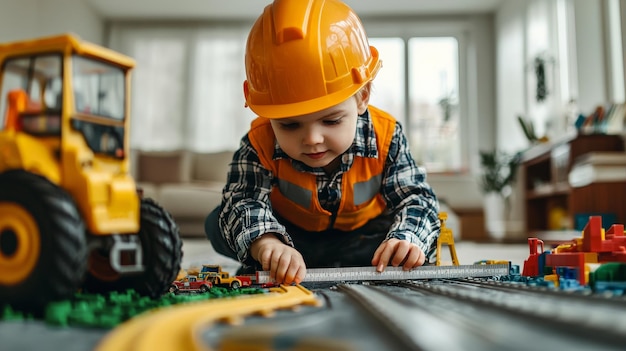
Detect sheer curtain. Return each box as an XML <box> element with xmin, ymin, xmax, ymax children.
<box><xmin>108</xmin><ymin>24</ymin><xmax>256</xmax><ymax>152</ymax></box>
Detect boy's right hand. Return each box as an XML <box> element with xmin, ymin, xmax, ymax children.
<box><xmin>250</xmin><ymin>234</ymin><xmax>306</xmax><ymax>285</ymax></box>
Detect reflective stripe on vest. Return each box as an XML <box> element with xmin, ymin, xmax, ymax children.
<box><xmin>278</xmin><ymin>173</ymin><xmax>382</xmax><ymax>208</ymax></box>
<box><xmin>354</xmin><ymin>173</ymin><xmax>382</xmax><ymax>206</ymax></box>
<box><xmin>278</xmin><ymin>179</ymin><xmax>311</xmax><ymax>208</ymax></box>
<box><xmin>248</xmin><ymin>106</ymin><xmax>395</xmax><ymax>231</ymax></box>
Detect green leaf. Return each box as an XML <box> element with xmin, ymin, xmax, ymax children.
<box><xmin>479</xmin><ymin>149</ymin><xmax>521</xmax><ymax>196</ymax></box>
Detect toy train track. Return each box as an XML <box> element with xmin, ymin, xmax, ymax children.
<box><xmin>400</xmin><ymin>279</ymin><xmax>626</xmax><ymax>347</ymax></box>
<box><xmin>338</xmin><ymin>281</ymin><xmax>626</xmax><ymax>351</ymax></box>
<box><xmin>256</xmin><ymin>264</ymin><xmax>510</xmax><ymax>284</ymax></box>
<box><xmin>95</xmin><ymin>285</ymin><xmax>321</xmax><ymax>351</ymax></box>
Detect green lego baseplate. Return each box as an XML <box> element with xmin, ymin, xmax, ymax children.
<box><xmin>1</xmin><ymin>287</ymin><xmax>265</xmax><ymax>328</ymax></box>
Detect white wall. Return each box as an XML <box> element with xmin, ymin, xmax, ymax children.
<box><xmin>495</xmin><ymin>1</ymin><xmax>527</xmax><ymax>154</ymax></box>
<box><xmin>469</xmin><ymin>14</ymin><xmax>498</xmax><ymax>164</ymax></box>
<box><xmin>0</xmin><ymin>0</ymin><xmax>104</xmax><ymax>44</ymax></box>
<box><xmin>572</xmin><ymin>0</ymin><xmax>608</xmax><ymax>112</ymax></box>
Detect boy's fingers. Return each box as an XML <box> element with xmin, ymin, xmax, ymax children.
<box><xmin>285</xmin><ymin>263</ymin><xmax>300</xmax><ymax>285</ymax></box>
<box><xmin>376</xmin><ymin>245</ymin><xmax>395</xmax><ymax>272</ymax></box>
<box><xmin>403</xmin><ymin>248</ymin><xmax>421</xmax><ymax>270</ymax></box>
<box><xmin>391</xmin><ymin>244</ymin><xmax>409</xmax><ymax>267</ymax></box>
<box><xmin>417</xmin><ymin>249</ymin><xmax>426</xmax><ymax>266</ymax></box>
<box><xmin>371</xmin><ymin>244</ymin><xmax>384</xmax><ymax>265</ymax></box>
<box><xmin>286</xmin><ymin>253</ymin><xmax>306</xmax><ymax>284</ymax></box>
<box><xmin>259</xmin><ymin>250</ymin><xmax>272</xmax><ymax>271</ymax></box>
<box><xmin>294</xmin><ymin>265</ymin><xmax>306</xmax><ymax>284</ymax></box>
<box><xmin>269</xmin><ymin>251</ymin><xmax>282</xmax><ymax>281</ymax></box>
<box><xmin>275</xmin><ymin>255</ymin><xmax>291</xmax><ymax>284</ymax></box>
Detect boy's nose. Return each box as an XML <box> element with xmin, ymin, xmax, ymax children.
<box><xmin>302</xmin><ymin>126</ymin><xmax>323</xmax><ymax>145</ymax></box>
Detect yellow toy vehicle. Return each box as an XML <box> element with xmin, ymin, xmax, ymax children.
<box><xmin>199</xmin><ymin>264</ymin><xmax>245</xmax><ymax>289</ymax></box>
<box><xmin>0</xmin><ymin>34</ymin><xmax>182</xmax><ymax>312</ymax></box>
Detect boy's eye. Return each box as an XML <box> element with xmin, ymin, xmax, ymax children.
<box><xmin>324</xmin><ymin>119</ymin><xmax>341</xmax><ymax>125</ymax></box>
<box><xmin>279</xmin><ymin>122</ymin><xmax>299</xmax><ymax>130</ymax></box>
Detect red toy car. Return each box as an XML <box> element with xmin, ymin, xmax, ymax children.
<box><xmin>169</xmin><ymin>275</ymin><xmax>212</xmax><ymax>293</ymax></box>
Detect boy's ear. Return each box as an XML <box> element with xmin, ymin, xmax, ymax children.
<box><xmin>356</xmin><ymin>83</ymin><xmax>371</xmax><ymax>114</ymax></box>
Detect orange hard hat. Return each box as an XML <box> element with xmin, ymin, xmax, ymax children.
<box><xmin>243</xmin><ymin>0</ymin><xmax>381</xmax><ymax>119</ymax></box>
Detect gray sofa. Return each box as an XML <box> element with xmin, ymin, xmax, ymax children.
<box><xmin>131</xmin><ymin>150</ymin><xmax>234</xmax><ymax>237</ymax></box>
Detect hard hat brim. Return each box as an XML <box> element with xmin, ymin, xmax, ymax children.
<box><xmin>246</xmin><ymin>54</ymin><xmax>381</xmax><ymax>119</ymax></box>
<box><xmin>246</xmin><ymin>84</ymin><xmax>361</xmax><ymax>119</ymax></box>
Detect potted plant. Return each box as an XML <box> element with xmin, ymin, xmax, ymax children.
<box><xmin>479</xmin><ymin>150</ymin><xmax>521</xmax><ymax>240</ymax></box>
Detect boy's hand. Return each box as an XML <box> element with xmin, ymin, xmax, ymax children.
<box><xmin>250</xmin><ymin>234</ymin><xmax>306</xmax><ymax>284</ymax></box>
<box><xmin>371</xmin><ymin>238</ymin><xmax>426</xmax><ymax>272</ymax></box>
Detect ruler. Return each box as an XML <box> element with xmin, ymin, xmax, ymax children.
<box><xmin>256</xmin><ymin>264</ymin><xmax>510</xmax><ymax>284</ymax></box>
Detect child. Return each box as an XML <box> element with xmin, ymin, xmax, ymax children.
<box><xmin>205</xmin><ymin>0</ymin><xmax>440</xmax><ymax>284</ymax></box>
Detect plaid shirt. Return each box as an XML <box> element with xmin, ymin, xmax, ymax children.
<box><xmin>219</xmin><ymin>108</ymin><xmax>440</xmax><ymax>263</ymax></box>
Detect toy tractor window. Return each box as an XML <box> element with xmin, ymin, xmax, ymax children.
<box><xmin>0</xmin><ymin>54</ymin><xmax>62</xmax><ymax>135</ymax></box>
<box><xmin>70</xmin><ymin>55</ymin><xmax>127</xmax><ymax>158</ymax></box>
<box><xmin>72</xmin><ymin>55</ymin><xmax>125</xmax><ymax>120</ymax></box>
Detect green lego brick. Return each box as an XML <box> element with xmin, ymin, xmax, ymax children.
<box><xmin>2</xmin><ymin>287</ymin><xmax>266</xmax><ymax>329</ymax></box>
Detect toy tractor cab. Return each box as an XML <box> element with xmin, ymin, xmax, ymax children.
<box><xmin>0</xmin><ymin>34</ymin><xmax>182</xmax><ymax>312</ymax></box>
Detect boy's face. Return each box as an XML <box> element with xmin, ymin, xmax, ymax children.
<box><xmin>270</xmin><ymin>93</ymin><xmax>368</xmax><ymax>169</ymax></box>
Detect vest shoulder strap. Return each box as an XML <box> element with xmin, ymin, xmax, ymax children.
<box><xmin>248</xmin><ymin>117</ymin><xmax>276</xmax><ymax>171</ymax></box>
<box><xmin>368</xmin><ymin>105</ymin><xmax>397</xmax><ymax>162</ymax></box>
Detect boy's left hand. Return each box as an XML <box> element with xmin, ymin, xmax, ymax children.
<box><xmin>371</xmin><ymin>238</ymin><xmax>425</xmax><ymax>272</ymax></box>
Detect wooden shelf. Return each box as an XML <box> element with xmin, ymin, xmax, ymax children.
<box><xmin>521</xmin><ymin>133</ymin><xmax>625</xmax><ymax>235</ymax></box>
<box><xmin>526</xmin><ymin>182</ymin><xmax>570</xmax><ymax>199</ymax></box>
<box><xmin>531</xmin><ymin>230</ymin><xmax>582</xmax><ymax>245</ymax></box>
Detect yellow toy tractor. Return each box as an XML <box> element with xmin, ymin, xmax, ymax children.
<box><xmin>0</xmin><ymin>34</ymin><xmax>182</xmax><ymax>312</ymax></box>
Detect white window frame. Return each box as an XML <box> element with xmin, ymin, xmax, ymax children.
<box><xmin>362</xmin><ymin>19</ymin><xmax>472</xmax><ymax>175</ymax></box>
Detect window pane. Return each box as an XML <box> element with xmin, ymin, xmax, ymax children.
<box><xmin>72</xmin><ymin>55</ymin><xmax>125</xmax><ymax>120</ymax></box>
<box><xmin>189</xmin><ymin>30</ymin><xmax>255</xmax><ymax>152</ymax></box>
<box><xmin>367</xmin><ymin>38</ymin><xmax>406</xmax><ymax>125</ymax></box>
<box><xmin>1</xmin><ymin>58</ymin><xmax>36</xmax><ymax>121</ymax></box>
<box><xmin>130</xmin><ymin>38</ymin><xmax>186</xmax><ymax>150</ymax></box>
<box><xmin>408</xmin><ymin>37</ymin><xmax>460</xmax><ymax>172</ymax></box>
<box><xmin>0</xmin><ymin>55</ymin><xmax>63</xmax><ymax>135</ymax></box>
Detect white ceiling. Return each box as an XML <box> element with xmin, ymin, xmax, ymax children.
<box><xmin>86</xmin><ymin>0</ymin><xmax>504</xmax><ymax>20</ymax></box>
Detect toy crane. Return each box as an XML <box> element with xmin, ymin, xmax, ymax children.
<box><xmin>436</xmin><ymin>212</ymin><xmax>460</xmax><ymax>266</ymax></box>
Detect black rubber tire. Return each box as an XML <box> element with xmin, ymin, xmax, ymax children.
<box><xmin>82</xmin><ymin>198</ymin><xmax>182</xmax><ymax>297</ymax></box>
<box><xmin>230</xmin><ymin>281</ymin><xmax>240</xmax><ymax>290</ymax></box>
<box><xmin>168</xmin><ymin>285</ymin><xmax>178</xmax><ymax>294</ymax></box>
<box><xmin>129</xmin><ymin>198</ymin><xmax>183</xmax><ymax>297</ymax></box>
<box><xmin>0</xmin><ymin>170</ymin><xmax>87</xmax><ymax>314</ymax></box>
<box><xmin>200</xmin><ymin>284</ymin><xmax>210</xmax><ymax>293</ymax></box>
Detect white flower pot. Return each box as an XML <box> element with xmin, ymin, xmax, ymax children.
<box><xmin>484</xmin><ymin>192</ymin><xmax>507</xmax><ymax>240</ymax></box>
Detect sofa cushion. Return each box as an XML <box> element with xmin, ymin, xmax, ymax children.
<box><xmin>136</xmin><ymin>150</ymin><xmax>191</xmax><ymax>184</ymax></box>
<box><xmin>192</xmin><ymin>151</ymin><xmax>234</xmax><ymax>183</ymax></box>
<box><xmin>158</xmin><ymin>182</ymin><xmax>224</xmax><ymax>218</ymax></box>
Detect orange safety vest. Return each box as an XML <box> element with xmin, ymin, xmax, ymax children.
<box><xmin>248</xmin><ymin>106</ymin><xmax>396</xmax><ymax>232</ymax></box>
